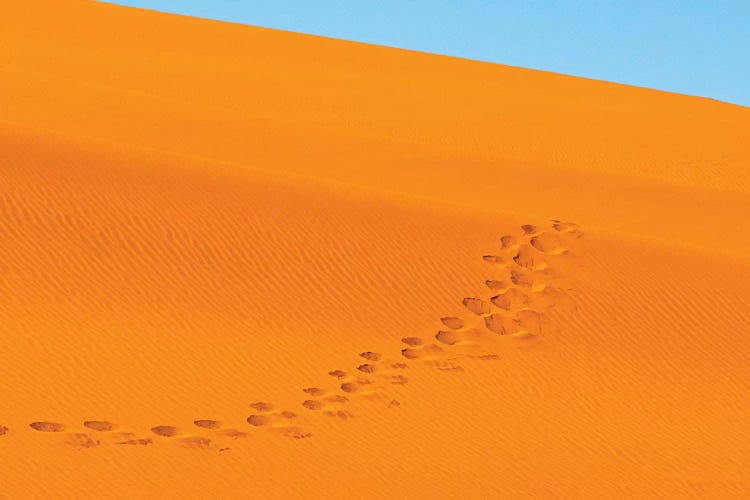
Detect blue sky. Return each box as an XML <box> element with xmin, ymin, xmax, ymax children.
<box><xmin>104</xmin><ymin>1</ymin><xmax>749</xmax><ymax>107</ymax></box>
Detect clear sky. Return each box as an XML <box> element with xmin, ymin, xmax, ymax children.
<box><xmin>103</xmin><ymin>1</ymin><xmax>749</xmax><ymax>107</ymax></box>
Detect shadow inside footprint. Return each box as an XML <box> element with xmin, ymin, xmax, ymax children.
<box><xmin>249</xmin><ymin>402</ymin><xmax>273</xmax><ymax>412</ymax></box>
<box><xmin>29</xmin><ymin>422</ymin><xmax>65</xmax><ymax>433</ymax></box>
<box><xmin>440</xmin><ymin>317</ymin><xmax>464</xmax><ymax>330</ymax></box>
<box><xmin>485</xmin><ymin>279</ymin><xmax>509</xmax><ymax>291</ymax></box>
<box><xmin>401</xmin><ymin>344</ymin><xmax>443</xmax><ymax>359</ymax></box>
<box><xmin>194</xmin><ymin>419</ymin><xmax>221</xmax><ymax>430</ymax></box>
<box><xmin>302</xmin><ymin>400</ymin><xmax>323</xmax><ymax>410</ymax></box>
<box><xmin>501</xmin><ymin>235</ymin><xmax>518</xmax><ymax>249</ymax></box>
<box><xmin>151</xmin><ymin>425</ymin><xmax>179</xmax><ymax>437</ymax></box>
<box><xmin>246</xmin><ymin>415</ymin><xmax>270</xmax><ymax>427</ymax></box>
<box><xmin>401</xmin><ymin>337</ymin><xmax>424</xmax><ymax>346</ymax></box>
<box><xmin>84</xmin><ymin>421</ymin><xmax>116</xmax><ymax>432</ymax></box>
<box><xmin>491</xmin><ymin>288</ymin><xmax>529</xmax><ymax>311</ymax></box>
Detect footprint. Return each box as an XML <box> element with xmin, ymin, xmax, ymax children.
<box><xmin>280</xmin><ymin>410</ymin><xmax>298</xmax><ymax>418</ymax></box>
<box><xmin>180</xmin><ymin>436</ymin><xmax>212</xmax><ymax>449</ymax></box>
<box><xmin>510</xmin><ymin>269</ymin><xmax>535</xmax><ymax>287</ymax></box>
<box><xmin>401</xmin><ymin>343</ymin><xmax>443</xmax><ymax>360</ymax></box>
<box><xmin>83</xmin><ymin>420</ymin><xmax>116</xmax><ymax>432</ymax></box>
<box><xmin>462</xmin><ymin>298</ymin><xmax>492</xmax><ymax>316</ymax></box>
<box><xmin>471</xmin><ymin>353</ymin><xmax>501</xmax><ymax>361</ymax></box>
<box><xmin>401</xmin><ymin>337</ymin><xmax>424</xmax><ymax>346</ymax></box>
<box><xmin>116</xmin><ymin>438</ymin><xmax>153</xmax><ymax>446</ymax></box>
<box><xmin>0</xmin><ymin>425</ymin><xmax>8</xmax><ymax>436</ymax></box>
<box><xmin>333</xmin><ymin>359</ymin><xmax>409</xmax><ymax>399</ymax></box>
<box><xmin>534</xmin><ymin>286</ymin><xmax>576</xmax><ymax>312</ymax></box>
<box><xmin>321</xmin><ymin>394</ymin><xmax>349</xmax><ymax>405</ymax></box>
<box><xmin>515</xmin><ymin>310</ymin><xmax>555</xmax><ymax>335</ymax></box>
<box><xmin>424</xmin><ymin>360</ymin><xmax>464</xmax><ymax>371</ymax></box>
<box><xmin>65</xmin><ymin>433</ymin><xmax>99</xmax><ymax>449</ymax></box>
<box><xmin>440</xmin><ymin>317</ymin><xmax>464</xmax><ymax>329</ymax></box>
<box><xmin>435</xmin><ymin>328</ymin><xmax>483</xmax><ymax>346</ymax></box>
<box><xmin>302</xmin><ymin>400</ymin><xmax>323</xmax><ymax>410</ymax></box>
<box><xmin>246</xmin><ymin>415</ymin><xmax>270</xmax><ymax>426</ymax></box>
<box><xmin>340</xmin><ymin>379</ymin><xmax>372</xmax><ymax>393</ymax></box>
<box><xmin>218</xmin><ymin>429</ymin><xmax>248</xmax><ymax>439</ymax></box>
<box><xmin>334</xmin><ymin>376</ymin><xmax>374</xmax><ymax>392</ymax></box>
<box><xmin>552</xmin><ymin>221</ymin><xmax>583</xmax><ymax>237</ymax></box>
<box><xmin>194</xmin><ymin>419</ymin><xmax>221</xmax><ymax>430</ymax></box>
<box><xmin>514</xmin><ymin>244</ymin><xmax>547</xmax><ymax>270</ymax></box>
<box><xmin>483</xmin><ymin>254</ymin><xmax>513</xmax><ymax>266</ymax></box>
<box><xmin>485</xmin><ymin>279</ymin><xmax>509</xmax><ymax>291</ymax></box>
<box><xmin>328</xmin><ymin>370</ymin><xmax>347</xmax><ymax>379</ymax></box>
<box><xmin>29</xmin><ymin>422</ymin><xmax>65</xmax><ymax>432</ymax></box>
<box><xmin>484</xmin><ymin>314</ymin><xmax>517</xmax><ymax>335</ymax></box>
<box><xmin>359</xmin><ymin>352</ymin><xmax>381</xmax><ymax>361</ymax></box>
<box><xmin>341</xmin><ymin>381</ymin><xmax>362</xmax><ymax>393</ymax></box>
<box><xmin>274</xmin><ymin>427</ymin><xmax>312</xmax><ymax>439</ymax></box>
<box><xmin>500</xmin><ymin>235</ymin><xmax>519</xmax><ymax>250</ymax></box>
<box><xmin>249</xmin><ymin>401</ymin><xmax>274</xmax><ymax>412</ymax></box>
<box><xmin>490</xmin><ymin>288</ymin><xmax>529</xmax><ymax>311</ymax></box>
<box><xmin>302</xmin><ymin>387</ymin><xmax>326</xmax><ymax>397</ymax></box>
<box><xmin>530</xmin><ymin>232</ymin><xmax>566</xmax><ymax>254</ymax></box>
<box><xmin>521</xmin><ymin>224</ymin><xmax>537</xmax><ymax>235</ymax></box>
<box><xmin>304</xmin><ymin>391</ymin><xmax>349</xmax><ymax>411</ymax></box>
<box><xmin>247</xmin><ymin>406</ymin><xmax>309</xmax><ymax>439</ymax></box>
<box><xmin>151</xmin><ymin>425</ymin><xmax>179</xmax><ymax>437</ymax></box>
<box><xmin>324</xmin><ymin>410</ymin><xmax>354</xmax><ymax>420</ymax></box>
<box><xmin>247</xmin><ymin>410</ymin><xmax>298</xmax><ymax>427</ymax></box>
<box><xmin>569</xmin><ymin>229</ymin><xmax>584</xmax><ymax>239</ymax></box>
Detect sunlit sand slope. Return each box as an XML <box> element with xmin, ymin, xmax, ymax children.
<box><xmin>1</xmin><ymin>1</ymin><xmax>749</xmax><ymax>499</ymax></box>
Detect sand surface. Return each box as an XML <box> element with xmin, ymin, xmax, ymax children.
<box><xmin>1</xmin><ymin>1</ymin><xmax>749</xmax><ymax>498</ymax></box>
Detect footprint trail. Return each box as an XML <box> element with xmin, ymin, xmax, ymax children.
<box><xmin>4</xmin><ymin>221</ymin><xmax>582</xmax><ymax>448</ymax></box>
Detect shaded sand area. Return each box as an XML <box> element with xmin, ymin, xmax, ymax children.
<box><xmin>1</xmin><ymin>1</ymin><xmax>750</xmax><ymax>498</ymax></box>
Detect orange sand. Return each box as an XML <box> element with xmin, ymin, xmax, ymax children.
<box><xmin>1</xmin><ymin>1</ymin><xmax>749</xmax><ymax>498</ymax></box>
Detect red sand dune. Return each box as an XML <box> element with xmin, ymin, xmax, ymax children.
<box><xmin>1</xmin><ymin>1</ymin><xmax>749</xmax><ymax>498</ymax></box>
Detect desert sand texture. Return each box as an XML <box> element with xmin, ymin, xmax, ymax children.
<box><xmin>1</xmin><ymin>1</ymin><xmax>750</xmax><ymax>499</ymax></box>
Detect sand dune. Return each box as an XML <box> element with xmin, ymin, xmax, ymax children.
<box><xmin>1</xmin><ymin>1</ymin><xmax>750</xmax><ymax>498</ymax></box>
